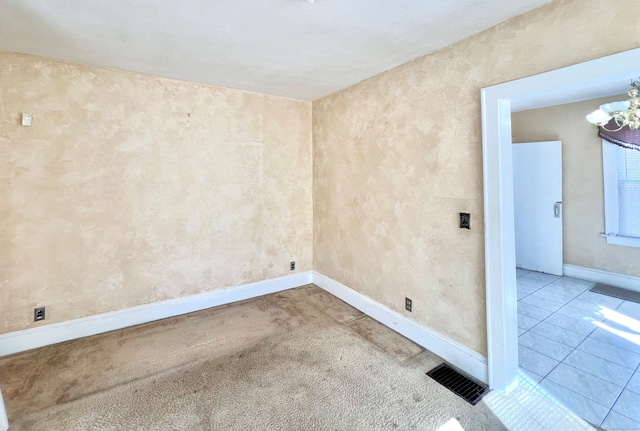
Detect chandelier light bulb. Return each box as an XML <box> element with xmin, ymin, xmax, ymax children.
<box><xmin>587</xmin><ymin>79</ymin><xmax>640</xmax><ymax>131</ymax></box>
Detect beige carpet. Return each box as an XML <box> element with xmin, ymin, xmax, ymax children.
<box><xmin>1</xmin><ymin>285</ymin><xmax>505</xmax><ymax>430</ymax></box>
<box><xmin>9</xmin><ymin>324</ymin><xmax>504</xmax><ymax>430</ymax></box>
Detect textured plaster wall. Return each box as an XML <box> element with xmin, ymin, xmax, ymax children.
<box><xmin>313</xmin><ymin>0</ymin><xmax>640</xmax><ymax>355</ymax></box>
<box><xmin>513</xmin><ymin>95</ymin><xmax>640</xmax><ymax>278</ymax></box>
<box><xmin>0</xmin><ymin>52</ymin><xmax>312</xmax><ymax>334</ymax></box>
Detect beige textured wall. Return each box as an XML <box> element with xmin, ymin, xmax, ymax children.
<box><xmin>512</xmin><ymin>95</ymin><xmax>640</xmax><ymax>277</ymax></box>
<box><xmin>313</xmin><ymin>0</ymin><xmax>640</xmax><ymax>355</ymax></box>
<box><xmin>0</xmin><ymin>52</ymin><xmax>312</xmax><ymax>334</ymax></box>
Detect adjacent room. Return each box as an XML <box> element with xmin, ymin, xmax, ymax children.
<box><xmin>1</xmin><ymin>0</ymin><xmax>638</xmax><ymax>430</ymax></box>
<box><xmin>510</xmin><ymin>95</ymin><xmax>640</xmax><ymax>426</ymax></box>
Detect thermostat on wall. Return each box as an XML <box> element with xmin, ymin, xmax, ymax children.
<box><xmin>21</xmin><ymin>113</ymin><xmax>32</xmax><ymax>127</ymax></box>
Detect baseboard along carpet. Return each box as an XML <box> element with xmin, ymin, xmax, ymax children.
<box><xmin>0</xmin><ymin>284</ymin><xmax>595</xmax><ymax>430</ymax></box>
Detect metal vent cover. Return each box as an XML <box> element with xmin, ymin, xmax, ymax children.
<box><xmin>426</xmin><ymin>363</ymin><xmax>489</xmax><ymax>405</ymax></box>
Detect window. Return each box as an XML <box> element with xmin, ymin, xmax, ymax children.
<box><xmin>602</xmin><ymin>139</ymin><xmax>640</xmax><ymax>247</ymax></box>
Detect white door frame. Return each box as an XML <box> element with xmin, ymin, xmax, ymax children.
<box><xmin>481</xmin><ymin>47</ymin><xmax>640</xmax><ymax>391</ymax></box>
<box><xmin>0</xmin><ymin>387</ymin><xmax>8</xmax><ymax>431</ymax></box>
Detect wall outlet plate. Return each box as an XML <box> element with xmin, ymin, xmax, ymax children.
<box><xmin>34</xmin><ymin>306</ymin><xmax>45</xmax><ymax>322</ymax></box>
<box><xmin>405</xmin><ymin>297</ymin><xmax>412</xmax><ymax>312</ymax></box>
<box><xmin>290</xmin><ymin>261</ymin><xmax>296</xmax><ymax>271</ymax></box>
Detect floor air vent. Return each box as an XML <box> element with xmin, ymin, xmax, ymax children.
<box><xmin>426</xmin><ymin>363</ymin><xmax>489</xmax><ymax>405</ymax></box>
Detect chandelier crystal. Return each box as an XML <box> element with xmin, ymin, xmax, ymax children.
<box><xmin>586</xmin><ymin>79</ymin><xmax>640</xmax><ymax>131</ymax></box>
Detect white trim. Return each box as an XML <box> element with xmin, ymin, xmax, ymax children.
<box><xmin>312</xmin><ymin>271</ymin><xmax>488</xmax><ymax>384</ymax></box>
<box><xmin>481</xmin><ymin>94</ymin><xmax>519</xmax><ymax>391</ymax></box>
<box><xmin>603</xmin><ymin>234</ymin><xmax>640</xmax><ymax>249</ymax></box>
<box><xmin>564</xmin><ymin>264</ymin><xmax>640</xmax><ymax>293</ymax></box>
<box><xmin>504</xmin><ymin>376</ymin><xmax>520</xmax><ymax>395</ymax></box>
<box><xmin>602</xmin><ymin>139</ymin><xmax>621</xmax><ymax>238</ymax></box>
<box><xmin>481</xmin><ymin>47</ymin><xmax>640</xmax><ymax>391</ymax></box>
<box><xmin>0</xmin><ymin>271</ymin><xmax>312</xmax><ymax>357</ymax></box>
<box><xmin>602</xmin><ymin>139</ymin><xmax>640</xmax><ymax>248</ymax></box>
<box><xmin>0</xmin><ymin>387</ymin><xmax>7</xmax><ymax>431</ymax></box>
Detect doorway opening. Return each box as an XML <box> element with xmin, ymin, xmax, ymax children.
<box><xmin>480</xmin><ymin>47</ymin><xmax>640</xmax><ymax>392</ymax></box>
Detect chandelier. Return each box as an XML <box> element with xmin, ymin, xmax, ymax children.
<box><xmin>586</xmin><ymin>79</ymin><xmax>640</xmax><ymax>131</ymax></box>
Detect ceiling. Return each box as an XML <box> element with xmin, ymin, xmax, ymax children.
<box><xmin>0</xmin><ymin>0</ymin><xmax>552</xmax><ymax>100</ymax></box>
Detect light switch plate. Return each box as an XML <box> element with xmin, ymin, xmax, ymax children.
<box><xmin>459</xmin><ymin>212</ymin><xmax>471</xmax><ymax>229</ymax></box>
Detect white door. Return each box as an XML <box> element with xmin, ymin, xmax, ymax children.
<box><xmin>513</xmin><ymin>141</ymin><xmax>563</xmax><ymax>275</ymax></box>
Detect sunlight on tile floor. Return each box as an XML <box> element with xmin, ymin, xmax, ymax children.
<box><xmin>517</xmin><ymin>269</ymin><xmax>640</xmax><ymax>430</ymax></box>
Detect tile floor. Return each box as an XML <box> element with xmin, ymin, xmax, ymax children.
<box><xmin>516</xmin><ymin>268</ymin><xmax>640</xmax><ymax>430</ymax></box>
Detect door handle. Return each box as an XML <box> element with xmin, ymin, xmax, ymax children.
<box><xmin>554</xmin><ymin>202</ymin><xmax>562</xmax><ymax>218</ymax></box>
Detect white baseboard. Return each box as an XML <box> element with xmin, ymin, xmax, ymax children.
<box><xmin>0</xmin><ymin>387</ymin><xmax>7</xmax><ymax>431</ymax></box>
<box><xmin>311</xmin><ymin>271</ymin><xmax>488</xmax><ymax>384</ymax></box>
<box><xmin>0</xmin><ymin>271</ymin><xmax>312</xmax><ymax>357</ymax></box>
<box><xmin>564</xmin><ymin>264</ymin><xmax>640</xmax><ymax>293</ymax></box>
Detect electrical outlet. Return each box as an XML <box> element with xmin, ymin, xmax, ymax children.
<box><xmin>290</xmin><ymin>261</ymin><xmax>296</xmax><ymax>271</ymax></box>
<box><xmin>405</xmin><ymin>297</ymin><xmax>413</xmax><ymax>312</ymax></box>
<box><xmin>459</xmin><ymin>212</ymin><xmax>471</xmax><ymax>229</ymax></box>
<box><xmin>34</xmin><ymin>306</ymin><xmax>46</xmax><ymax>322</ymax></box>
